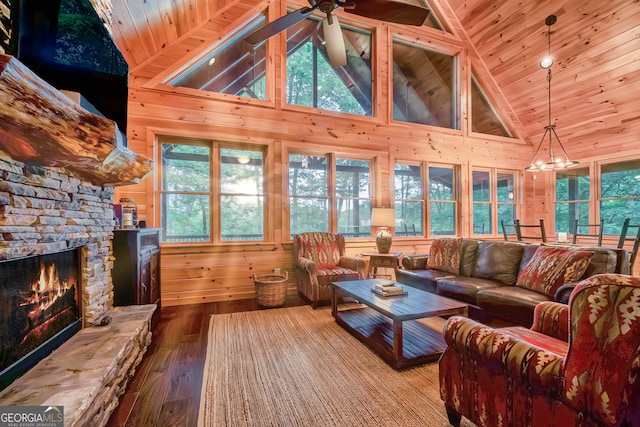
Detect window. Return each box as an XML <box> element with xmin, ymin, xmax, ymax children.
<box><xmin>394</xmin><ymin>163</ymin><xmax>423</xmax><ymax>236</ymax></box>
<box><xmin>286</xmin><ymin>15</ymin><xmax>372</xmax><ymax>116</ymax></box>
<box><xmin>392</xmin><ymin>40</ymin><xmax>456</xmax><ymax>128</ymax></box>
<box><xmin>169</xmin><ymin>15</ymin><xmax>267</xmax><ymax>99</ymax></box>
<box><xmin>220</xmin><ymin>148</ymin><xmax>264</xmax><ymax>241</ymax></box>
<box><xmin>555</xmin><ymin>167</ymin><xmax>590</xmax><ymax>233</ymax></box>
<box><xmin>429</xmin><ymin>166</ymin><xmax>457</xmax><ymax>235</ymax></box>
<box><xmin>288</xmin><ymin>153</ymin><xmax>372</xmax><ymax>238</ymax></box>
<box><xmin>336</xmin><ymin>159</ymin><xmax>372</xmax><ymax>237</ymax></box>
<box><xmin>600</xmin><ymin>159</ymin><xmax>640</xmax><ymax>234</ymax></box>
<box><xmin>160</xmin><ymin>138</ymin><xmax>265</xmax><ymax>243</ymax></box>
<box><xmin>394</xmin><ymin>162</ymin><xmax>458</xmax><ymax>237</ymax></box>
<box><xmin>472</xmin><ymin>169</ymin><xmax>517</xmax><ymax>235</ymax></box>
<box><xmin>470</xmin><ymin>77</ymin><xmax>509</xmax><ymax>137</ymax></box>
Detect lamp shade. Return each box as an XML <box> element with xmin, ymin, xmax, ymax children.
<box><xmin>371</xmin><ymin>208</ymin><xmax>395</xmax><ymax>228</ymax></box>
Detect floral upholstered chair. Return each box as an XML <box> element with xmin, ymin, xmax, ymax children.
<box><xmin>293</xmin><ymin>232</ymin><xmax>366</xmax><ymax>308</ymax></box>
<box><xmin>439</xmin><ymin>273</ymin><xmax>640</xmax><ymax>427</ymax></box>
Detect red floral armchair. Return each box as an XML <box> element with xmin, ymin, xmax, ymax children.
<box><xmin>293</xmin><ymin>232</ymin><xmax>366</xmax><ymax>308</ymax></box>
<box><xmin>439</xmin><ymin>273</ymin><xmax>640</xmax><ymax>427</ymax></box>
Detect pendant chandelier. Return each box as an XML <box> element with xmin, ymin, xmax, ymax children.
<box><xmin>525</xmin><ymin>15</ymin><xmax>578</xmax><ymax>172</ymax></box>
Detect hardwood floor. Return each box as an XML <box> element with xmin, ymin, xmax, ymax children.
<box><xmin>106</xmin><ymin>295</ymin><xmax>305</xmax><ymax>427</ymax></box>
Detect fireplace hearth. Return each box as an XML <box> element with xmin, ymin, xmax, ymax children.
<box><xmin>0</xmin><ymin>248</ymin><xmax>81</xmax><ymax>390</ymax></box>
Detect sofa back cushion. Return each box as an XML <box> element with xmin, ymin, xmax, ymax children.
<box><xmin>473</xmin><ymin>241</ymin><xmax>525</xmax><ymax>286</ymax></box>
<box><xmin>460</xmin><ymin>239</ymin><xmax>479</xmax><ymax>277</ymax></box>
<box><xmin>517</xmin><ymin>246</ymin><xmax>594</xmax><ymax>297</ymax></box>
<box><xmin>427</xmin><ymin>238</ymin><xmax>462</xmax><ymax>274</ymax></box>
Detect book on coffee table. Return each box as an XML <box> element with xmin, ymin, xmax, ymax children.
<box><xmin>371</xmin><ymin>283</ymin><xmax>408</xmax><ymax>297</ymax></box>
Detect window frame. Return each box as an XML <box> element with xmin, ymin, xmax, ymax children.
<box><xmin>287</xmin><ymin>149</ymin><xmax>376</xmax><ymax>240</ymax></box>
<box><xmin>158</xmin><ymin>136</ymin><xmax>268</xmax><ymax>245</ymax></box>
<box><xmin>390</xmin><ymin>33</ymin><xmax>461</xmax><ymax>131</ymax></box>
<box><xmin>471</xmin><ymin>167</ymin><xmax>519</xmax><ymax>237</ymax></box>
<box><xmin>393</xmin><ymin>160</ymin><xmax>460</xmax><ymax>238</ymax></box>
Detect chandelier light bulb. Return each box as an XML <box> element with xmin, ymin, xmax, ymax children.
<box><xmin>540</xmin><ymin>56</ymin><xmax>553</xmax><ymax>69</ymax></box>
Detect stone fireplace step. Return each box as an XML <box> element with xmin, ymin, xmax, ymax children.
<box><xmin>0</xmin><ymin>304</ymin><xmax>156</xmax><ymax>427</ymax></box>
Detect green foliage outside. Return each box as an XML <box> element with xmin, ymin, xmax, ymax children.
<box><xmin>55</xmin><ymin>0</ymin><xmax>127</xmax><ymax>75</ymax></box>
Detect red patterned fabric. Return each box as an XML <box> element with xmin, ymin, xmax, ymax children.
<box><xmin>517</xmin><ymin>245</ymin><xmax>594</xmax><ymax>297</ymax></box>
<box><xmin>563</xmin><ymin>274</ymin><xmax>640</xmax><ymax>425</ymax></box>
<box><xmin>293</xmin><ymin>232</ymin><xmax>366</xmax><ymax>308</ymax></box>
<box><xmin>439</xmin><ymin>273</ymin><xmax>640</xmax><ymax>427</ymax></box>
<box><xmin>426</xmin><ymin>238</ymin><xmax>462</xmax><ymax>274</ymax></box>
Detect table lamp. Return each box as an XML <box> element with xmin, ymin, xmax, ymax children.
<box><xmin>371</xmin><ymin>207</ymin><xmax>395</xmax><ymax>254</ymax></box>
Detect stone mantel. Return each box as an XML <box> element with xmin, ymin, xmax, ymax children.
<box><xmin>0</xmin><ymin>54</ymin><xmax>152</xmax><ymax>186</ymax></box>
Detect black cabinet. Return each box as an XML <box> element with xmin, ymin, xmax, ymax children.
<box><xmin>112</xmin><ymin>229</ymin><xmax>161</xmax><ymax>319</ymax></box>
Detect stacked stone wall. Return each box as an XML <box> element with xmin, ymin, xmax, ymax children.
<box><xmin>0</xmin><ymin>154</ymin><xmax>115</xmax><ymax>325</ymax></box>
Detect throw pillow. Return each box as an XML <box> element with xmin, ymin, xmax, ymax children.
<box><xmin>426</xmin><ymin>238</ymin><xmax>462</xmax><ymax>275</ymax></box>
<box><xmin>517</xmin><ymin>246</ymin><xmax>594</xmax><ymax>297</ymax></box>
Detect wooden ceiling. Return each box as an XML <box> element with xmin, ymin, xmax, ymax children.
<box><xmin>109</xmin><ymin>0</ymin><xmax>639</xmax><ymax>157</ymax></box>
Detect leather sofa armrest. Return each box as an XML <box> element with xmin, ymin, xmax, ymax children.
<box><xmin>401</xmin><ymin>254</ymin><xmax>429</xmax><ymax>270</ymax></box>
<box><xmin>297</xmin><ymin>256</ymin><xmax>317</xmax><ymax>275</ymax></box>
<box><xmin>338</xmin><ymin>256</ymin><xmax>367</xmax><ymax>276</ymax></box>
<box><xmin>555</xmin><ymin>283</ymin><xmax>578</xmax><ymax>304</ymax></box>
<box><xmin>531</xmin><ymin>301</ymin><xmax>569</xmax><ymax>342</ymax></box>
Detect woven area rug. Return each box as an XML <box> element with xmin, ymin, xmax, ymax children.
<box><xmin>197</xmin><ymin>305</ymin><xmax>475</xmax><ymax>426</ymax></box>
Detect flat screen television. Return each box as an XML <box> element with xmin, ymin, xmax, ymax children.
<box><xmin>2</xmin><ymin>0</ymin><xmax>129</xmax><ymax>136</ymax></box>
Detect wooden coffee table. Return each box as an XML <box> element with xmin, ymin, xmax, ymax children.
<box><xmin>331</xmin><ymin>279</ymin><xmax>468</xmax><ymax>370</ymax></box>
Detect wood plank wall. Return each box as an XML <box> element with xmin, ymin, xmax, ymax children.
<box><xmin>114</xmin><ymin>0</ymin><xmax>640</xmax><ymax>305</ymax></box>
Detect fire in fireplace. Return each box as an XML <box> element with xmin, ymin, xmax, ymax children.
<box><xmin>0</xmin><ymin>248</ymin><xmax>82</xmax><ymax>390</ymax></box>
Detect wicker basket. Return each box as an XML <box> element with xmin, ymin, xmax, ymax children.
<box><xmin>253</xmin><ymin>271</ymin><xmax>288</xmax><ymax>307</ymax></box>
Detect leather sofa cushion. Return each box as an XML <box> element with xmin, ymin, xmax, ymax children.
<box><xmin>473</xmin><ymin>241</ymin><xmax>525</xmax><ymax>286</ymax></box>
<box><xmin>396</xmin><ymin>269</ymin><xmax>452</xmax><ymax>293</ymax></box>
<box><xmin>427</xmin><ymin>238</ymin><xmax>462</xmax><ymax>274</ymax></box>
<box><xmin>460</xmin><ymin>239</ymin><xmax>479</xmax><ymax>277</ymax></box>
<box><xmin>477</xmin><ymin>286</ymin><xmax>552</xmax><ymax>327</ymax></box>
<box><xmin>436</xmin><ymin>276</ymin><xmax>506</xmax><ymax>306</ymax></box>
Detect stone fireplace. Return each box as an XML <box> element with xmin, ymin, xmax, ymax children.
<box><xmin>0</xmin><ymin>54</ymin><xmax>156</xmax><ymax>425</ymax></box>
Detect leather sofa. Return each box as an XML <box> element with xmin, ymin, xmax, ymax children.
<box><xmin>396</xmin><ymin>238</ymin><xmax>627</xmax><ymax>326</ymax></box>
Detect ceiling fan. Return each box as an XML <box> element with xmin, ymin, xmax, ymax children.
<box><xmin>243</xmin><ymin>0</ymin><xmax>430</xmax><ymax>68</ymax></box>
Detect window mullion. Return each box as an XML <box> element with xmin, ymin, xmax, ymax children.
<box><xmin>212</xmin><ymin>143</ymin><xmax>220</xmax><ymax>243</ymax></box>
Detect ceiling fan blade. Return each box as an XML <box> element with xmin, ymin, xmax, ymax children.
<box><xmin>343</xmin><ymin>0</ymin><xmax>430</xmax><ymax>26</ymax></box>
<box><xmin>323</xmin><ymin>14</ymin><xmax>347</xmax><ymax>68</ymax></box>
<box><xmin>244</xmin><ymin>6</ymin><xmax>316</xmax><ymax>46</ymax></box>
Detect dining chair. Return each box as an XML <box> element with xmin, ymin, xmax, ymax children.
<box><xmin>617</xmin><ymin>218</ymin><xmax>640</xmax><ymax>273</ymax></box>
<box><xmin>501</xmin><ymin>220</ymin><xmax>518</xmax><ymax>241</ymax></box>
<box><xmin>572</xmin><ymin>219</ymin><xmax>604</xmax><ymax>246</ymax></box>
<box><xmin>501</xmin><ymin>219</ymin><xmax>547</xmax><ymax>242</ymax></box>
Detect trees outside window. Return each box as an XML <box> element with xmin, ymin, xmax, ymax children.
<box><xmin>160</xmin><ymin>138</ymin><xmax>265</xmax><ymax>243</ymax></box>
<box><xmin>220</xmin><ymin>148</ymin><xmax>264</xmax><ymax>241</ymax></box>
<box><xmin>429</xmin><ymin>166</ymin><xmax>457</xmax><ymax>235</ymax></box>
<box><xmin>286</xmin><ymin>15</ymin><xmax>372</xmax><ymax>116</ymax></box>
<box><xmin>288</xmin><ymin>153</ymin><xmax>372</xmax><ymax>238</ymax></box>
<box><xmin>394</xmin><ymin>163</ymin><xmax>423</xmax><ymax>236</ymax></box>
<box><xmin>555</xmin><ymin>167</ymin><xmax>590</xmax><ymax>233</ymax></box>
<box><xmin>600</xmin><ymin>159</ymin><xmax>640</xmax><ymax>235</ymax></box>
<box><xmin>472</xmin><ymin>169</ymin><xmax>517</xmax><ymax>235</ymax></box>
<box><xmin>394</xmin><ymin>162</ymin><xmax>458</xmax><ymax>237</ymax></box>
